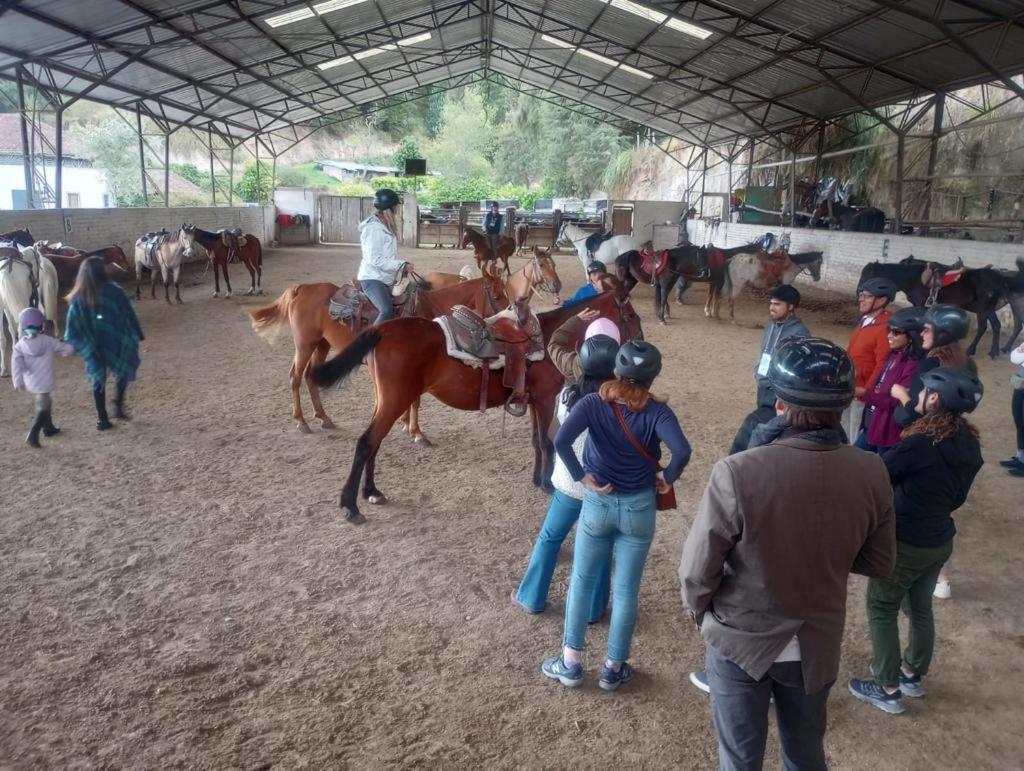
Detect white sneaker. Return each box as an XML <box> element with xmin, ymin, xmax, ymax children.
<box><xmin>933</xmin><ymin>580</ymin><xmax>952</xmax><ymax>599</ymax></box>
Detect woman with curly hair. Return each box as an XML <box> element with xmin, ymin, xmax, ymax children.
<box><xmin>848</xmin><ymin>367</ymin><xmax>984</xmax><ymax>715</ymax></box>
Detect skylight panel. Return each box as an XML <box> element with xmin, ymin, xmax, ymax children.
<box><xmin>265</xmin><ymin>0</ymin><xmax>369</xmax><ymax>28</ymax></box>
<box><xmin>540</xmin><ymin>34</ymin><xmax>654</xmax><ymax>81</ymax></box>
<box><xmin>318</xmin><ymin>33</ymin><xmax>433</xmax><ymax>71</ymax></box>
<box><xmin>605</xmin><ymin>0</ymin><xmax>712</xmax><ymax>40</ymax></box>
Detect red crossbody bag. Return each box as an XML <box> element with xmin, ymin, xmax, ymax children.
<box><xmin>610</xmin><ymin>402</ymin><xmax>677</xmax><ymax>511</ymax></box>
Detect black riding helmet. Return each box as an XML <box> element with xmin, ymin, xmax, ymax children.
<box><xmin>767</xmin><ymin>337</ymin><xmax>855</xmax><ymax>408</ymax></box>
<box><xmin>587</xmin><ymin>260</ymin><xmax>607</xmax><ymax>275</ymax></box>
<box><xmin>923</xmin><ymin>303</ymin><xmax>969</xmax><ymax>343</ymax></box>
<box><xmin>919</xmin><ymin>367</ymin><xmax>983</xmax><ymax>413</ymax></box>
<box><xmin>615</xmin><ymin>340</ymin><xmax>662</xmax><ymax>384</ymax></box>
<box><xmin>888</xmin><ymin>306</ymin><xmax>925</xmax><ymax>333</ymax></box>
<box><xmin>579</xmin><ymin>334</ymin><xmax>619</xmax><ymax>378</ymax></box>
<box><xmin>857</xmin><ymin>277</ymin><xmax>897</xmax><ymax>302</ymax></box>
<box><xmin>373</xmin><ymin>188</ymin><xmax>400</xmax><ymax>211</ymax></box>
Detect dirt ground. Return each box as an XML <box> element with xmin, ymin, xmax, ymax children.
<box><xmin>1</xmin><ymin>244</ymin><xmax>1022</xmax><ymax>770</ymax></box>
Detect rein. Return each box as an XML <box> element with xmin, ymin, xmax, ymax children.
<box><xmin>528</xmin><ymin>253</ymin><xmax>559</xmax><ymax>296</ymax></box>
<box><xmin>0</xmin><ymin>249</ymin><xmax>40</xmax><ymax>307</ymax></box>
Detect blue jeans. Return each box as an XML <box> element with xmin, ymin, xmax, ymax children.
<box><xmin>562</xmin><ymin>488</ymin><xmax>656</xmax><ymax>662</ymax></box>
<box><xmin>361</xmin><ymin>279</ymin><xmax>394</xmax><ymax>322</ymax></box>
<box><xmin>706</xmin><ymin>645</ymin><xmax>829</xmax><ymax>771</ymax></box>
<box><xmin>853</xmin><ymin>431</ymin><xmax>890</xmax><ymax>455</ymax></box>
<box><xmin>515</xmin><ymin>491</ymin><xmax>610</xmax><ymax>622</ymax></box>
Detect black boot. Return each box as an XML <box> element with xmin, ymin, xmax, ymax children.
<box><xmin>114</xmin><ymin>381</ymin><xmax>129</xmax><ymax>421</ymax></box>
<box><xmin>41</xmin><ymin>410</ymin><xmax>60</xmax><ymax>437</ymax></box>
<box><xmin>26</xmin><ymin>412</ymin><xmax>45</xmax><ymax>448</ymax></box>
<box><xmin>94</xmin><ymin>388</ymin><xmax>113</xmax><ymax>431</ymax></box>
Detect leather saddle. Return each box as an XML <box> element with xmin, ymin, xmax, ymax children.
<box><xmin>219</xmin><ymin>227</ymin><xmax>247</xmax><ymax>263</ymax></box>
<box><xmin>140</xmin><ymin>229</ymin><xmax>169</xmax><ymax>268</ymax></box>
<box><xmin>920</xmin><ymin>258</ymin><xmax>965</xmax><ymax>305</ymax></box>
<box><xmin>435</xmin><ymin>301</ymin><xmax>545</xmax><ymax>416</ymax></box>
<box><xmin>328</xmin><ymin>279</ymin><xmax>418</xmax><ymax>333</ymax></box>
<box><xmin>585</xmin><ymin>230</ymin><xmax>615</xmax><ymax>258</ymax></box>
<box><xmin>639</xmin><ymin>248</ymin><xmax>670</xmax><ymax>283</ymax></box>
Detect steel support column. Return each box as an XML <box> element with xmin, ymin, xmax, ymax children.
<box><xmin>136</xmin><ymin>106</ymin><xmax>149</xmax><ymax>206</ymax></box>
<box><xmin>208</xmin><ymin>127</ymin><xmax>217</xmax><ymax>206</ymax></box>
<box><xmin>920</xmin><ymin>94</ymin><xmax>945</xmax><ymax>233</ymax></box>
<box><xmin>812</xmin><ymin>122</ymin><xmax>826</xmax><ymax>183</ymax></box>
<box><xmin>54</xmin><ymin>106</ymin><xmax>63</xmax><ymax>208</ymax></box>
<box><xmin>229</xmin><ymin>145</ymin><xmax>235</xmax><ymax>207</ymax></box>
<box><xmin>163</xmin><ymin>128</ymin><xmax>171</xmax><ymax>207</ymax></box>
<box><xmin>894</xmin><ymin>132</ymin><xmax>905</xmax><ymax>233</ymax></box>
<box><xmin>788</xmin><ymin>147</ymin><xmax>797</xmax><ymax>227</ymax></box>
<box><xmin>699</xmin><ymin>149</ymin><xmax>708</xmax><ymax>217</ymax></box>
<box><xmin>746</xmin><ymin>139</ymin><xmax>755</xmax><ymax>188</ymax></box>
<box><xmin>16</xmin><ymin>71</ymin><xmax>33</xmax><ymax>208</ymax></box>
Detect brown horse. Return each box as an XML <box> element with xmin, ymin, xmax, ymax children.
<box><xmin>311</xmin><ymin>288</ymin><xmax>642</xmax><ymax>523</ymax></box>
<box><xmin>514</xmin><ymin>222</ymin><xmax>530</xmax><ymax>256</ymax></box>
<box><xmin>249</xmin><ymin>269</ymin><xmax>509</xmax><ymax>433</ymax></box>
<box><xmin>33</xmin><ymin>242</ymin><xmax>131</xmax><ymax>289</ymax></box>
<box><xmin>0</xmin><ymin>228</ymin><xmax>34</xmax><ymax>248</ymax></box>
<box><xmin>181</xmin><ymin>224</ymin><xmax>264</xmax><ymax>297</ymax></box>
<box><xmin>505</xmin><ymin>247</ymin><xmax>562</xmax><ymax>303</ymax></box>
<box><xmin>462</xmin><ymin>226</ymin><xmax>514</xmax><ymax>276</ymax></box>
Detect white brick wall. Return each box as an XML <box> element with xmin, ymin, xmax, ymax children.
<box><xmin>688</xmin><ymin>220</ymin><xmax>1024</xmax><ymax>296</ymax></box>
<box><xmin>0</xmin><ymin>206</ymin><xmax>273</xmax><ymax>265</ymax></box>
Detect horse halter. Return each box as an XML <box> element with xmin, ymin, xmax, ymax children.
<box><xmin>529</xmin><ymin>252</ymin><xmax>559</xmax><ymax>295</ymax></box>
<box><xmin>614</xmin><ymin>296</ymin><xmax>644</xmax><ymax>342</ymax></box>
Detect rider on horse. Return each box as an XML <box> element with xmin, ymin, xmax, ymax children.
<box><xmin>357</xmin><ymin>188</ymin><xmax>414</xmax><ymax>323</ymax></box>
<box><xmin>483</xmin><ymin>201</ymin><xmax>503</xmax><ymax>262</ymax></box>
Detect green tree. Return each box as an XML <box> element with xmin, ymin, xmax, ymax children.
<box><xmin>425</xmin><ymin>88</ymin><xmax>492</xmax><ymax>179</ymax></box>
<box><xmin>82</xmin><ymin>118</ymin><xmax>146</xmax><ymax>207</ymax></box>
<box><xmin>234</xmin><ymin>161</ymin><xmax>273</xmax><ymax>204</ymax></box>
<box><xmin>425</xmin><ymin>85</ymin><xmax>446</xmax><ymax>138</ymax></box>
<box><xmin>393</xmin><ymin>137</ymin><xmax>422</xmax><ymax>173</ymax></box>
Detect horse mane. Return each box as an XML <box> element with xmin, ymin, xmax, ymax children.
<box><xmin>788</xmin><ymin>250</ymin><xmax>823</xmax><ymax>265</ymax></box>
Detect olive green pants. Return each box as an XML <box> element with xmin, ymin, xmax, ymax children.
<box><xmin>866</xmin><ymin>539</ymin><xmax>953</xmax><ymax>688</ymax></box>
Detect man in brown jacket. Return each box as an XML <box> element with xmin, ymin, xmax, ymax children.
<box><xmin>680</xmin><ymin>337</ymin><xmax>896</xmax><ymax>771</ymax></box>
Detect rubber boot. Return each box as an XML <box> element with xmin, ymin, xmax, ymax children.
<box><xmin>114</xmin><ymin>381</ymin><xmax>129</xmax><ymax>421</ymax></box>
<box><xmin>26</xmin><ymin>412</ymin><xmax>45</xmax><ymax>448</ymax></box>
<box><xmin>94</xmin><ymin>388</ymin><xmax>113</xmax><ymax>431</ymax></box>
<box><xmin>41</xmin><ymin>410</ymin><xmax>60</xmax><ymax>437</ymax></box>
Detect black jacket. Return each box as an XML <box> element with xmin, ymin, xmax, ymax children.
<box><xmin>882</xmin><ymin>423</ymin><xmax>983</xmax><ymax>547</ymax></box>
<box><xmin>483</xmin><ymin>211</ymin><xmax>503</xmax><ymax>235</ymax></box>
<box><xmin>893</xmin><ymin>356</ymin><xmax>937</xmax><ymax>428</ymax></box>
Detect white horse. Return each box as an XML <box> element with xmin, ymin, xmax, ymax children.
<box><xmin>558</xmin><ymin>221</ymin><xmax>639</xmax><ymax>279</ymax></box>
<box><xmin>0</xmin><ymin>245</ymin><xmax>59</xmax><ymax>377</ymax></box>
<box><xmin>134</xmin><ymin>225</ymin><xmax>192</xmax><ymax>304</ymax></box>
<box><xmin>721</xmin><ymin>250</ymin><xmax>824</xmax><ymax>322</ymax></box>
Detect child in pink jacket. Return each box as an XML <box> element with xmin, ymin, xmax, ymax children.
<box><xmin>12</xmin><ymin>306</ymin><xmax>75</xmax><ymax>448</ymax></box>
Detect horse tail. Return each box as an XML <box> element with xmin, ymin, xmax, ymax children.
<box><xmin>313</xmin><ymin>328</ymin><xmax>382</xmax><ymax>389</ymax></box>
<box><xmin>255</xmin><ymin>238</ymin><xmax>263</xmax><ymax>268</ymax></box>
<box><xmin>249</xmin><ymin>284</ymin><xmax>297</xmax><ymax>340</ymax></box>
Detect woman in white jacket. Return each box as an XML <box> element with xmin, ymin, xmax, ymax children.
<box><xmin>1002</xmin><ymin>340</ymin><xmax>1024</xmax><ymax>477</ymax></box>
<box><xmin>357</xmin><ymin>189</ymin><xmax>414</xmax><ymax>323</ymax></box>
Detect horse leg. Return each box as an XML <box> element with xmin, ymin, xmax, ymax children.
<box><xmin>305</xmin><ymin>339</ymin><xmax>335</xmax><ymax>429</ymax></box>
<box><xmin>965</xmin><ymin>312</ymin><xmax>988</xmax><ymax>358</ymax></box>
<box><xmin>222</xmin><ymin>261</ymin><xmax>232</xmax><ymax>298</ymax></box>
<box><xmin>162</xmin><ymin>265</ymin><xmax>171</xmax><ymax>304</ymax></box>
<box><xmin>529</xmin><ymin>392</ymin><xmax>557</xmax><ymax>492</ymax></box>
<box><xmin>0</xmin><ymin>312</ymin><xmax>12</xmax><ymax>377</ymax></box>
<box><xmin>1002</xmin><ymin>312</ymin><xmax>1023</xmax><ymax>354</ymax></box>
<box><xmin>136</xmin><ymin>266</ymin><xmax>144</xmax><ymax>300</ymax></box>
<box><xmin>174</xmin><ymin>266</ymin><xmax>183</xmax><ymax>304</ymax></box>
<box><xmin>291</xmin><ymin>343</ymin><xmax>316</xmax><ymax>433</ymax></box>
<box><xmin>256</xmin><ymin>259</ymin><xmax>263</xmax><ymax>295</ymax></box>
<box><xmin>986</xmin><ymin>310</ymin><xmax>1001</xmax><ymax>359</ymax></box>
<box><xmin>344</xmin><ymin>397</ymin><xmax>409</xmax><ymax>522</ymax></box>
<box><xmin>246</xmin><ymin>261</ymin><xmax>257</xmax><ymax>296</ymax></box>
<box><xmin>212</xmin><ymin>260</ymin><xmax>221</xmax><ymax>298</ymax></box>
<box><xmin>151</xmin><ymin>266</ymin><xmax>159</xmax><ymax>300</ymax></box>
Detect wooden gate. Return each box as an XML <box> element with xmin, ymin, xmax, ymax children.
<box><xmin>611</xmin><ymin>206</ymin><xmax>633</xmax><ymax>235</ymax></box>
<box><xmin>319</xmin><ymin>195</ymin><xmax>405</xmax><ymax>244</ymax></box>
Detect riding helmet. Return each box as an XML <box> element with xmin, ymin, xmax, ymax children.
<box><xmin>767</xmin><ymin>337</ymin><xmax>855</xmax><ymax>409</ymax></box>
<box><xmin>923</xmin><ymin>303</ymin><xmax>969</xmax><ymax>342</ymax></box>
<box><xmin>18</xmin><ymin>306</ymin><xmax>45</xmax><ymax>331</ymax></box>
<box><xmin>857</xmin><ymin>277</ymin><xmax>897</xmax><ymax>302</ymax></box>
<box><xmin>579</xmin><ymin>334</ymin><xmax>620</xmax><ymax>379</ymax></box>
<box><xmin>587</xmin><ymin>260</ymin><xmax>607</xmax><ymax>275</ymax></box>
<box><xmin>373</xmin><ymin>188</ymin><xmax>400</xmax><ymax>211</ymax></box>
<box><xmin>887</xmin><ymin>306</ymin><xmax>925</xmax><ymax>333</ymax></box>
<box><xmin>770</xmin><ymin>284</ymin><xmax>801</xmax><ymax>307</ymax></box>
<box><xmin>920</xmin><ymin>367</ymin><xmax>983</xmax><ymax>413</ymax></box>
<box><xmin>615</xmin><ymin>340</ymin><xmax>662</xmax><ymax>384</ymax></box>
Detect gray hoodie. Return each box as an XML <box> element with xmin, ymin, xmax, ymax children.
<box><xmin>755</xmin><ymin>315</ymin><xmax>810</xmax><ymax>407</ymax></box>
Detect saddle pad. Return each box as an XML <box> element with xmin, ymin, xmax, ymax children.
<box><xmin>434</xmin><ymin>315</ymin><xmax>546</xmax><ymax>369</ymax></box>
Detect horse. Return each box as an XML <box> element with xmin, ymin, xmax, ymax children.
<box><xmin>248</xmin><ymin>267</ymin><xmax>509</xmax><ymax>434</ymax></box>
<box><xmin>462</xmin><ymin>226</ymin><xmax>514</xmax><ymax>276</ymax></box>
<box><xmin>559</xmin><ymin>221</ymin><xmax>638</xmax><ymax>279</ymax></box>
<box><xmin>134</xmin><ymin>226</ymin><xmax>192</xmax><ymax>303</ymax></box>
<box><xmin>505</xmin><ymin>247</ymin><xmax>562</xmax><ymax>303</ymax></box>
<box><xmin>0</xmin><ymin>228</ymin><xmax>34</xmax><ymax>248</ymax></box>
<box><xmin>720</xmin><ymin>250</ymin><xmax>824</xmax><ymax>322</ymax></box>
<box><xmin>32</xmin><ymin>242</ymin><xmax>131</xmax><ymax>289</ymax></box>
<box><xmin>813</xmin><ymin>201</ymin><xmax>885</xmax><ymax>232</ymax></box>
<box><xmin>417</xmin><ymin>265</ymin><xmax>476</xmax><ymax>291</ymax></box>
<box><xmin>1000</xmin><ymin>258</ymin><xmax>1024</xmax><ymax>352</ymax></box>
<box><xmin>311</xmin><ymin>288</ymin><xmax>643</xmax><ymax>523</ymax></box>
<box><xmin>181</xmin><ymin>224</ymin><xmax>264</xmax><ymax>298</ymax></box>
<box><xmin>859</xmin><ymin>256</ymin><xmax>1009</xmax><ymax>358</ymax></box>
<box><xmin>0</xmin><ymin>245</ymin><xmax>59</xmax><ymax>377</ymax></box>
<box><xmin>514</xmin><ymin>222</ymin><xmax>530</xmax><ymax>256</ymax></box>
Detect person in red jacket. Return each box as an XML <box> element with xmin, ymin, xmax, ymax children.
<box><xmin>844</xmin><ymin>278</ymin><xmax>896</xmax><ymax>441</ymax></box>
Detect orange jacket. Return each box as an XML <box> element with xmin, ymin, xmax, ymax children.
<box><xmin>848</xmin><ymin>310</ymin><xmax>892</xmax><ymax>389</ymax></box>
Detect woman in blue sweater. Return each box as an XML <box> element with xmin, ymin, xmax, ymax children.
<box><xmin>542</xmin><ymin>341</ymin><xmax>691</xmax><ymax>691</ymax></box>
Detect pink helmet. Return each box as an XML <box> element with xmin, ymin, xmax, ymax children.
<box><xmin>585</xmin><ymin>316</ymin><xmax>621</xmax><ymax>344</ymax></box>
<box><xmin>19</xmin><ymin>306</ymin><xmax>45</xmax><ymax>331</ymax></box>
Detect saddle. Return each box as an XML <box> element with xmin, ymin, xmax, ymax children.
<box><xmin>434</xmin><ymin>301</ymin><xmax>545</xmax><ymax>417</ymax></box>
<box><xmin>639</xmin><ymin>248</ymin><xmax>670</xmax><ymax>283</ymax></box>
<box><xmin>921</xmin><ymin>258</ymin><xmax>965</xmax><ymax>305</ymax></box>
<box><xmin>584</xmin><ymin>231</ymin><xmax>615</xmax><ymax>258</ymax></box>
<box><xmin>219</xmin><ymin>228</ymin><xmax>247</xmax><ymax>263</ymax></box>
<box><xmin>328</xmin><ymin>279</ymin><xmax>418</xmax><ymax>333</ymax></box>
<box><xmin>140</xmin><ymin>229</ymin><xmax>169</xmax><ymax>269</ymax></box>
<box><xmin>758</xmin><ymin>251</ymin><xmax>789</xmax><ymax>280</ymax></box>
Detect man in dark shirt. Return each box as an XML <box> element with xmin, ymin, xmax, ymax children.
<box><xmin>483</xmin><ymin>201</ymin><xmax>503</xmax><ymax>262</ymax></box>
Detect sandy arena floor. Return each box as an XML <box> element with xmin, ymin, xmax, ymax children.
<box><xmin>1</xmin><ymin>244</ymin><xmax>1022</xmax><ymax>769</ymax></box>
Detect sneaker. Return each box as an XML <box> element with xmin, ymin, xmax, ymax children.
<box><xmin>541</xmin><ymin>655</ymin><xmax>583</xmax><ymax>688</ymax></box>
<box><xmin>848</xmin><ymin>678</ymin><xmax>905</xmax><ymax>714</ymax></box>
<box><xmin>689</xmin><ymin>670</ymin><xmax>711</xmax><ymax>694</ymax></box>
<box><xmin>869</xmin><ymin>664</ymin><xmax>925</xmax><ymax>698</ymax></box>
<box><xmin>933</xmin><ymin>580</ymin><xmax>952</xmax><ymax>599</ymax></box>
<box><xmin>599</xmin><ymin>662</ymin><xmax>634</xmax><ymax>692</ymax></box>
<box><xmin>999</xmin><ymin>457</ymin><xmax>1024</xmax><ymax>469</ymax></box>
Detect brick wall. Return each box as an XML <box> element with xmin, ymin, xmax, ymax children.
<box><xmin>688</xmin><ymin>220</ymin><xmax>1024</xmax><ymax>296</ymax></box>
<box><xmin>0</xmin><ymin>206</ymin><xmax>273</xmax><ymax>265</ymax></box>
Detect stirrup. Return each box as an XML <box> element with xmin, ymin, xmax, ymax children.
<box><xmin>505</xmin><ymin>395</ymin><xmax>528</xmax><ymax>418</ymax></box>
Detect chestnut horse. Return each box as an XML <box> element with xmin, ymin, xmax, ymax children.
<box><xmin>312</xmin><ymin>287</ymin><xmax>643</xmax><ymax>523</ymax></box>
<box><xmin>248</xmin><ymin>268</ymin><xmax>508</xmax><ymax>433</ymax></box>
<box><xmin>32</xmin><ymin>242</ymin><xmax>132</xmax><ymax>289</ymax></box>
<box><xmin>462</xmin><ymin>226</ymin><xmax>515</xmax><ymax>276</ymax></box>
<box><xmin>514</xmin><ymin>222</ymin><xmax>530</xmax><ymax>256</ymax></box>
<box><xmin>505</xmin><ymin>247</ymin><xmax>562</xmax><ymax>303</ymax></box>
<box><xmin>181</xmin><ymin>224</ymin><xmax>264</xmax><ymax>297</ymax></box>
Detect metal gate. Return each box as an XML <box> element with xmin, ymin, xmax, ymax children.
<box><xmin>319</xmin><ymin>195</ymin><xmax>405</xmax><ymax>244</ymax></box>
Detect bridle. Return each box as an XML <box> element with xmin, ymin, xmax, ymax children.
<box><xmin>613</xmin><ymin>294</ymin><xmax>644</xmax><ymax>342</ymax></box>
<box><xmin>525</xmin><ymin>252</ymin><xmax>560</xmax><ymax>296</ymax></box>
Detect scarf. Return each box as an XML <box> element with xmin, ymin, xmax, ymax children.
<box><xmin>749</xmin><ymin>415</ymin><xmax>848</xmax><ymax>449</ymax></box>
<box><xmin>65</xmin><ymin>283</ymin><xmax>145</xmax><ymax>386</ymax></box>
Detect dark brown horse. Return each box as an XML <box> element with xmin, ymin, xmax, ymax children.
<box><xmin>0</xmin><ymin>228</ymin><xmax>34</xmax><ymax>248</ymax></box>
<box><xmin>859</xmin><ymin>256</ymin><xmax>1010</xmax><ymax>358</ymax></box>
<box><xmin>249</xmin><ymin>267</ymin><xmax>509</xmax><ymax>433</ymax></box>
<box><xmin>182</xmin><ymin>224</ymin><xmax>263</xmax><ymax>297</ymax></box>
<box><xmin>462</xmin><ymin>226</ymin><xmax>515</xmax><ymax>276</ymax></box>
<box><xmin>311</xmin><ymin>288</ymin><xmax>642</xmax><ymax>523</ymax></box>
<box><xmin>514</xmin><ymin>222</ymin><xmax>530</xmax><ymax>256</ymax></box>
<box><xmin>33</xmin><ymin>242</ymin><xmax>131</xmax><ymax>289</ymax></box>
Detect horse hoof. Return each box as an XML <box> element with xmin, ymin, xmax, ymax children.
<box><xmin>297</xmin><ymin>422</ymin><xmax>313</xmax><ymax>434</ymax></box>
<box><xmin>320</xmin><ymin>419</ymin><xmax>335</xmax><ymax>429</ymax></box>
<box><xmin>212</xmin><ymin>292</ymin><xmax>219</xmax><ymax>298</ymax></box>
<box><xmin>412</xmin><ymin>434</ymin><xmax>432</xmax><ymax>447</ymax></box>
<box><xmin>659</xmin><ymin>320</ymin><xmax>667</xmax><ymax>326</ymax></box>
<box><xmin>344</xmin><ymin>510</ymin><xmax>367</xmax><ymax>525</ymax></box>
<box><xmin>225</xmin><ymin>292</ymin><xmax>232</xmax><ymax>299</ymax></box>
<box><xmin>367</xmin><ymin>493</ymin><xmax>387</xmax><ymax>505</ymax></box>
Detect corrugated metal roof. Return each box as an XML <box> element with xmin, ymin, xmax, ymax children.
<box><xmin>0</xmin><ymin>0</ymin><xmax>1021</xmax><ymax>147</ymax></box>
